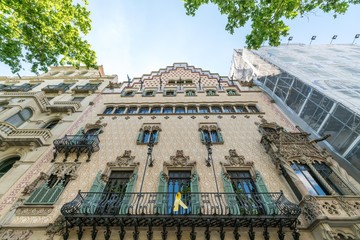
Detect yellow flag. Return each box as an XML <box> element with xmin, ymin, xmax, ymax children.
<box><xmin>173</xmin><ymin>192</ymin><xmax>188</xmax><ymax>212</ymax></box>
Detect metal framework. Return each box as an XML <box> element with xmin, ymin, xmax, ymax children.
<box><xmin>61</xmin><ymin>191</ymin><xmax>301</xmax><ymax>240</ymax></box>
<box><xmin>73</xmin><ymin>84</ymin><xmax>100</xmax><ymax>93</ymax></box>
<box><xmin>52</xmin><ymin>135</ymin><xmax>100</xmax><ymax>162</ymax></box>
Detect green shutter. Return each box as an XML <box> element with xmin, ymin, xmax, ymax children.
<box><xmin>200</xmin><ymin>131</ymin><xmax>205</xmax><ymax>143</ymax></box>
<box><xmin>255</xmin><ymin>171</ymin><xmax>277</xmax><ymax>215</ymax></box>
<box><xmin>217</xmin><ymin>130</ymin><xmax>224</xmax><ymax>143</ymax></box>
<box><xmin>25</xmin><ymin>181</ymin><xmax>64</xmax><ymax>205</ymax></box>
<box><xmin>119</xmin><ymin>171</ymin><xmax>138</xmax><ymax>214</ymax></box>
<box><xmin>190</xmin><ymin>171</ymin><xmax>200</xmax><ymax>214</ymax></box>
<box><xmin>156</xmin><ymin>172</ymin><xmax>168</xmax><ymax>214</ymax></box>
<box><xmin>80</xmin><ymin>172</ymin><xmax>106</xmax><ymax>214</ymax></box>
<box><xmin>136</xmin><ymin>130</ymin><xmax>144</xmax><ymax>144</ymax></box>
<box><xmin>154</xmin><ymin>131</ymin><xmax>159</xmax><ymax>143</ymax></box>
<box><xmin>121</xmin><ymin>91</ymin><xmax>126</xmax><ymax>97</ymax></box>
<box><xmin>221</xmin><ymin>172</ymin><xmax>240</xmax><ymax>215</ymax></box>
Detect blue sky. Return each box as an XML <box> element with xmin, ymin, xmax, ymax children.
<box><xmin>0</xmin><ymin>1</ymin><xmax>359</xmax><ymax>80</ymax></box>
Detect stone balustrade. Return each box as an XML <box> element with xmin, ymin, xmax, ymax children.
<box><xmin>46</xmin><ymin>101</ymin><xmax>81</xmax><ymax>113</ymax></box>
<box><xmin>300</xmin><ymin>195</ymin><xmax>360</xmax><ymax>225</ymax></box>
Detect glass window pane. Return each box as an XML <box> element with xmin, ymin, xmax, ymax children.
<box><xmin>175</xmin><ymin>107</ymin><xmax>185</xmax><ymax>113</ymax></box>
<box><xmin>5</xmin><ymin>113</ymin><xmax>24</xmax><ymax>127</ymax></box>
<box><xmin>127</xmin><ymin>107</ymin><xmax>137</xmax><ymax>114</ymax></box>
<box><xmin>103</xmin><ymin>107</ymin><xmax>114</xmax><ymax>114</ymax></box>
<box><xmin>235</xmin><ymin>105</ymin><xmax>248</xmax><ymax>113</ymax></box>
<box><xmin>150</xmin><ymin>107</ymin><xmax>161</xmax><ymax>114</ymax></box>
<box><xmin>211</xmin><ymin>106</ymin><xmax>222</xmax><ymax>113</ymax></box>
<box><xmin>163</xmin><ymin>107</ymin><xmax>173</xmax><ymax>114</ymax></box>
<box><xmin>115</xmin><ymin>107</ymin><xmax>126</xmax><ymax>114</ymax></box>
<box><xmin>199</xmin><ymin>106</ymin><xmax>209</xmax><ymax>113</ymax></box>
<box><xmin>187</xmin><ymin>106</ymin><xmax>197</xmax><ymax>113</ymax></box>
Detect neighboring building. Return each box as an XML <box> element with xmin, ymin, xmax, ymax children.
<box><xmin>0</xmin><ymin>63</ymin><xmax>359</xmax><ymax>240</ymax></box>
<box><xmin>230</xmin><ymin>45</ymin><xmax>360</xmax><ymax>180</ymax></box>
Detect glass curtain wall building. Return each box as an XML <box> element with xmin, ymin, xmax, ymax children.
<box><xmin>230</xmin><ymin>44</ymin><xmax>360</xmax><ymax>178</ymax></box>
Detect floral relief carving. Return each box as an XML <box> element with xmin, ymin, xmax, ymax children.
<box><xmin>102</xmin><ymin>150</ymin><xmax>139</xmax><ymax>181</ymax></box>
<box><xmin>223</xmin><ymin>149</ymin><xmax>253</xmax><ymax>167</ymax></box>
<box><xmin>22</xmin><ymin>172</ymin><xmax>49</xmax><ymax>195</ymax></box>
<box><xmin>165</xmin><ymin>150</ymin><xmax>195</xmax><ymax>167</ymax></box>
<box><xmin>322</xmin><ymin>201</ymin><xmax>340</xmax><ymax>215</ymax></box>
<box><xmin>336</xmin><ymin>196</ymin><xmax>357</xmax><ymax>216</ymax></box>
<box><xmin>302</xmin><ymin>195</ymin><xmax>325</xmax><ymax>223</ymax></box>
<box><xmin>15</xmin><ymin>206</ymin><xmax>53</xmax><ymax>216</ymax></box>
<box><xmin>0</xmin><ymin>229</ymin><xmax>33</xmax><ymax>240</ymax></box>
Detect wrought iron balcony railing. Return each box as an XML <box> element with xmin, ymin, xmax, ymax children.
<box><xmin>61</xmin><ymin>191</ymin><xmax>300</xmax><ymax>228</ymax></box>
<box><xmin>72</xmin><ymin>84</ymin><xmax>99</xmax><ymax>93</ymax></box>
<box><xmin>53</xmin><ymin>135</ymin><xmax>100</xmax><ymax>162</ymax></box>
<box><xmin>42</xmin><ymin>84</ymin><xmax>71</xmax><ymax>93</ymax></box>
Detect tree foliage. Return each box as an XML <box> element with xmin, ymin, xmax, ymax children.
<box><xmin>183</xmin><ymin>0</ymin><xmax>360</xmax><ymax>49</ymax></box>
<box><xmin>0</xmin><ymin>0</ymin><xmax>97</xmax><ymax>74</ymax></box>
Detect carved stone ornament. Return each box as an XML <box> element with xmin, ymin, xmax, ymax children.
<box><xmin>84</xmin><ymin>123</ymin><xmax>105</xmax><ymax>134</ymax></box>
<box><xmin>46</xmin><ymin>215</ymin><xmax>66</xmax><ymax>240</ymax></box>
<box><xmin>301</xmin><ymin>195</ymin><xmax>325</xmax><ymax>224</ymax></box>
<box><xmin>225</xmin><ymin>149</ymin><xmax>245</xmax><ymax>166</ymax></box>
<box><xmin>165</xmin><ymin>150</ymin><xmax>195</xmax><ymax>167</ymax></box>
<box><xmin>199</xmin><ymin>125</ymin><xmax>219</xmax><ymax>131</ymax></box>
<box><xmin>22</xmin><ymin>172</ymin><xmax>49</xmax><ymax>195</ymax></box>
<box><xmin>0</xmin><ymin>229</ymin><xmax>33</xmax><ymax>240</ymax></box>
<box><xmin>52</xmin><ymin>162</ymin><xmax>80</xmax><ymax>180</ymax></box>
<box><xmin>16</xmin><ymin>206</ymin><xmax>54</xmax><ymax>216</ymax></box>
<box><xmin>102</xmin><ymin>150</ymin><xmax>139</xmax><ymax>181</ymax></box>
<box><xmin>142</xmin><ymin>125</ymin><xmax>161</xmax><ymax>132</ymax></box>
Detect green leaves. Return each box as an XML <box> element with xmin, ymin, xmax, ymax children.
<box><xmin>0</xmin><ymin>0</ymin><xmax>97</xmax><ymax>74</ymax></box>
<box><xmin>183</xmin><ymin>0</ymin><xmax>357</xmax><ymax>49</ymax></box>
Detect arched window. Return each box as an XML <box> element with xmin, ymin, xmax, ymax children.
<box><xmin>0</xmin><ymin>156</ymin><xmax>20</xmax><ymax>178</ymax></box>
<box><xmin>5</xmin><ymin>108</ymin><xmax>33</xmax><ymax>127</ymax></box>
<box><xmin>200</xmin><ymin>128</ymin><xmax>224</xmax><ymax>144</ymax></box>
<box><xmin>43</xmin><ymin>120</ymin><xmax>60</xmax><ymax>130</ymax></box>
<box><xmin>137</xmin><ymin>125</ymin><xmax>161</xmax><ymax>144</ymax></box>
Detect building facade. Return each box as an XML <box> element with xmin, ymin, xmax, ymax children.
<box><xmin>229</xmin><ymin>45</ymin><xmax>360</xmax><ymax>179</ymax></box>
<box><xmin>0</xmin><ymin>63</ymin><xmax>359</xmax><ymax>240</ymax></box>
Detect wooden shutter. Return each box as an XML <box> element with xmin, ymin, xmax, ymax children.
<box><xmin>80</xmin><ymin>172</ymin><xmax>106</xmax><ymax>214</ymax></box>
<box><xmin>190</xmin><ymin>171</ymin><xmax>200</xmax><ymax>214</ymax></box>
<box><xmin>136</xmin><ymin>130</ymin><xmax>144</xmax><ymax>144</ymax></box>
<box><xmin>199</xmin><ymin>131</ymin><xmax>205</xmax><ymax>143</ymax></box>
<box><xmin>25</xmin><ymin>180</ymin><xmax>64</xmax><ymax>205</ymax></box>
<box><xmin>221</xmin><ymin>172</ymin><xmax>240</xmax><ymax>215</ymax></box>
<box><xmin>155</xmin><ymin>172</ymin><xmax>168</xmax><ymax>214</ymax></box>
<box><xmin>119</xmin><ymin>171</ymin><xmax>138</xmax><ymax>214</ymax></box>
<box><xmin>254</xmin><ymin>171</ymin><xmax>277</xmax><ymax>215</ymax></box>
<box><xmin>154</xmin><ymin>131</ymin><xmax>159</xmax><ymax>143</ymax></box>
<box><xmin>217</xmin><ymin>130</ymin><xmax>224</xmax><ymax>143</ymax></box>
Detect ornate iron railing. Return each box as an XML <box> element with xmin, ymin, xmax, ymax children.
<box><xmin>61</xmin><ymin>191</ymin><xmax>300</xmax><ymax>228</ymax></box>
<box><xmin>42</xmin><ymin>84</ymin><xmax>71</xmax><ymax>93</ymax></box>
<box><xmin>73</xmin><ymin>84</ymin><xmax>99</xmax><ymax>92</ymax></box>
<box><xmin>53</xmin><ymin>135</ymin><xmax>100</xmax><ymax>161</ymax></box>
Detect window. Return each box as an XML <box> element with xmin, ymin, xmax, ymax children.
<box><xmin>164</xmin><ymin>90</ymin><xmax>176</xmax><ymax>96</ymax></box>
<box><xmin>0</xmin><ymin>156</ymin><xmax>20</xmax><ymax>178</ymax></box>
<box><xmin>211</xmin><ymin>106</ymin><xmax>222</xmax><ymax>113</ymax></box>
<box><xmin>43</xmin><ymin>120</ymin><xmax>59</xmax><ymax>130</ymax></box>
<box><xmin>235</xmin><ymin>105</ymin><xmax>248</xmax><ymax>113</ymax></box>
<box><xmin>248</xmin><ymin>105</ymin><xmax>259</xmax><ymax>113</ymax></box>
<box><xmin>72</xmin><ymin>97</ymin><xmax>85</xmax><ymax>102</ymax></box>
<box><xmin>139</xmin><ymin>107</ymin><xmax>149</xmax><ymax>114</ymax></box>
<box><xmin>2</xmin><ymin>83</ymin><xmax>35</xmax><ymax>92</ymax></box>
<box><xmin>104</xmin><ymin>171</ymin><xmax>133</xmax><ymax>194</ymax></box>
<box><xmin>150</xmin><ymin>107</ymin><xmax>161</xmax><ymax>114</ymax></box>
<box><xmin>103</xmin><ymin>107</ymin><xmax>114</xmax><ymax>114</ymax></box>
<box><xmin>163</xmin><ymin>107</ymin><xmax>173</xmax><ymax>114</ymax></box>
<box><xmin>121</xmin><ymin>91</ymin><xmax>135</xmax><ymax>97</ymax></box>
<box><xmin>187</xmin><ymin>106</ymin><xmax>197</xmax><ymax>114</ymax></box>
<box><xmin>199</xmin><ymin>106</ymin><xmax>209</xmax><ymax>113</ymax></box>
<box><xmin>291</xmin><ymin>163</ymin><xmax>328</xmax><ymax>196</ymax></box>
<box><xmin>206</xmin><ymin>90</ymin><xmax>217</xmax><ymax>96</ymax></box>
<box><xmin>114</xmin><ymin>107</ymin><xmax>126</xmax><ymax>114</ymax></box>
<box><xmin>223</xmin><ymin>106</ymin><xmax>235</xmax><ymax>113</ymax></box>
<box><xmin>143</xmin><ymin>90</ymin><xmax>155</xmax><ymax>97</ymax></box>
<box><xmin>227</xmin><ymin>89</ymin><xmax>237</xmax><ymax>95</ymax></box>
<box><xmin>5</xmin><ymin>108</ymin><xmax>33</xmax><ymax>127</ymax></box>
<box><xmin>137</xmin><ymin>125</ymin><xmax>160</xmax><ymax>144</ymax></box>
<box><xmin>156</xmin><ymin>170</ymin><xmax>200</xmax><ymax>215</ymax></box>
<box><xmin>175</xmin><ymin>107</ymin><xmax>185</xmax><ymax>113</ymax></box>
<box><xmin>25</xmin><ymin>163</ymin><xmax>79</xmax><ymax>205</ymax></box>
<box><xmin>200</xmin><ymin>126</ymin><xmax>224</xmax><ymax>144</ymax></box>
<box><xmin>127</xmin><ymin>107</ymin><xmax>137</xmax><ymax>114</ymax></box>
<box><xmin>185</xmin><ymin>90</ymin><xmax>196</xmax><ymax>96</ymax></box>
<box><xmin>227</xmin><ymin>171</ymin><xmax>256</xmax><ymax>194</ymax></box>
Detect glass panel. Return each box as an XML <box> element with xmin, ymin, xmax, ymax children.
<box><xmin>313</xmin><ymin>162</ymin><xmax>343</xmax><ymax>195</ymax></box>
<box><xmin>264</xmin><ymin>75</ymin><xmax>277</xmax><ymax>92</ymax></box>
<box><xmin>150</xmin><ymin>107</ymin><xmax>161</xmax><ymax>114</ymax></box>
<box><xmin>168</xmin><ymin>171</ymin><xmax>191</xmax><ymax>214</ymax></box>
<box><xmin>187</xmin><ymin>106</ymin><xmax>197</xmax><ymax>113</ymax></box>
<box><xmin>211</xmin><ymin>106</ymin><xmax>222</xmax><ymax>113</ymax></box>
<box><xmin>210</xmin><ymin>130</ymin><xmax>219</xmax><ymax>143</ymax></box>
<box><xmin>248</xmin><ymin>106</ymin><xmax>259</xmax><ymax>113</ymax></box>
<box><xmin>346</xmin><ymin>142</ymin><xmax>360</xmax><ymax>170</ymax></box>
<box><xmin>300</xmin><ymin>100</ymin><xmax>328</xmax><ymax>131</ymax></box>
<box><xmin>203</xmin><ymin>130</ymin><xmax>211</xmax><ymax>143</ymax></box>
<box><xmin>103</xmin><ymin>107</ymin><xmax>114</xmax><ymax>114</ymax></box>
<box><xmin>291</xmin><ymin>163</ymin><xmax>327</xmax><ymax>196</ymax></box>
<box><xmin>0</xmin><ymin>157</ymin><xmax>20</xmax><ymax>178</ymax></box>
<box><xmin>115</xmin><ymin>107</ymin><xmax>126</xmax><ymax>114</ymax></box>
<box><xmin>175</xmin><ymin>107</ymin><xmax>185</xmax><ymax>113</ymax></box>
<box><xmin>127</xmin><ymin>107</ymin><xmax>137</xmax><ymax>114</ymax></box>
<box><xmin>285</xmin><ymin>89</ymin><xmax>307</xmax><ymax>114</ymax></box>
<box><xmin>199</xmin><ymin>106</ymin><xmax>209</xmax><ymax>113</ymax></box>
<box><xmin>142</xmin><ymin>131</ymin><xmax>150</xmax><ymax>143</ymax></box>
<box><xmin>5</xmin><ymin>113</ymin><xmax>24</xmax><ymax>127</ymax></box>
<box><xmin>20</xmin><ymin>108</ymin><xmax>33</xmax><ymax>120</ymax></box>
<box><xmin>223</xmin><ymin>106</ymin><xmax>234</xmax><ymax>113</ymax></box>
<box><xmin>163</xmin><ymin>107</ymin><xmax>173</xmax><ymax>114</ymax></box>
<box><xmin>235</xmin><ymin>105</ymin><xmax>248</xmax><ymax>113</ymax></box>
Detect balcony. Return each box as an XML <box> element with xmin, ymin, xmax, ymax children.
<box><xmin>1</xmin><ymin>84</ymin><xmax>33</xmax><ymax>92</ymax></box>
<box><xmin>0</xmin><ymin>122</ymin><xmax>52</xmax><ymax>147</ymax></box>
<box><xmin>42</xmin><ymin>84</ymin><xmax>72</xmax><ymax>93</ymax></box>
<box><xmin>61</xmin><ymin>191</ymin><xmax>301</xmax><ymax>238</ymax></box>
<box><xmin>46</xmin><ymin>101</ymin><xmax>81</xmax><ymax>113</ymax></box>
<box><xmin>300</xmin><ymin>195</ymin><xmax>360</xmax><ymax>227</ymax></box>
<box><xmin>53</xmin><ymin>135</ymin><xmax>100</xmax><ymax>162</ymax></box>
<box><xmin>72</xmin><ymin>84</ymin><xmax>99</xmax><ymax>93</ymax></box>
